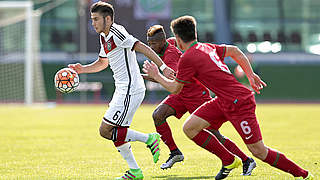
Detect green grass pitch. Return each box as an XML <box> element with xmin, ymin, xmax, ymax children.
<box><xmin>0</xmin><ymin>104</ymin><xmax>319</xmax><ymax>179</ymax></box>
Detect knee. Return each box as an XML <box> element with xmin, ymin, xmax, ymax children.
<box><xmin>248</xmin><ymin>145</ymin><xmax>268</xmax><ymax>160</ymax></box>
<box><xmin>251</xmin><ymin>150</ymin><xmax>266</xmax><ymax>160</ymax></box>
<box><xmin>182</xmin><ymin>124</ymin><xmax>191</xmax><ymax>138</ymax></box>
<box><xmin>183</xmin><ymin>116</ymin><xmax>209</xmax><ymax>139</ymax></box>
<box><xmin>183</xmin><ymin>123</ymin><xmax>197</xmax><ymax>139</ymax></box>
<box><xmin>99</xmin><ymin>125</ymin><xmax>113</xmax><ymax>140</ymax></box>
<box><xmin>152</xmin><ymin>110</ymin><xmax>165</xmax><ymax>125</ymax></box>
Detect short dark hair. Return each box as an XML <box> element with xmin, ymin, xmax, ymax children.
<box><xmin>147</xmin><ymin>25</ymin><xmax>166</xmax><ymax>40</ymax></box>
<box><xmin>90</xmin><ymin>1</ymin><xmax>114</xmax><ymax>21</ymax></box>
<box><xmin>170</xmin><ymin>15</ymin><xmax>197</xmax><ymax>43</ymax></box>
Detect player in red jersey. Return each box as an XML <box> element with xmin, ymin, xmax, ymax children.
<box><xmin>143</xmin><ymin>16</ymin><xmax>313</xmax><ymax>180</ymax></box>
<box><xmin>143</xmin><ymin>25</ymin><xmax>256</xmax><ymax>175</ymax></box>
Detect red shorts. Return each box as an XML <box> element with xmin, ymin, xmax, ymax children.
<box><xmin>162</xmin><ymin>93</ymin><xmax>212</xmax><ymax>119</ymax></box>
<box><xmin>194</xmin><ymin>95</ymin><xmax>262</xmax><ymax>144</ymax></box>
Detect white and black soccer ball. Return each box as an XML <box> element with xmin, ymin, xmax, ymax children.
<box><xmin>54</xmin><ymin>68</ymin><xmax>79</xmax><ymax>93</ymax></box>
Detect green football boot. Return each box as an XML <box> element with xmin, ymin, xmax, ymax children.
<box><xmin>146</xmin><ymin>133</ymin><xmax>161</xmax><ymax>163</ymax></box>
<box><xmin>115</xmin><ymin>169</ymin><xmax>143</xmax><ymax>180</ymax></box>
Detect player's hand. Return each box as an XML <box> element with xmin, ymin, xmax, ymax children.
<box><xmin>68</xmin><ymin>63</ymin><xmax>83</xmax><ymax>74</ymax></box>
<box><xmin>247</xmin><ymin>73</ymin><xmax>267</xmax><ymax>94</ymax></box>
<box><xmin>142</xmin><ymin>60</ymin><xmax>160</xmax><ymax>79</ymax></box>
<box><xmin>163</xmin><ymin>66</ymin><xmax>175</xmax><ymax>80</ymax></box>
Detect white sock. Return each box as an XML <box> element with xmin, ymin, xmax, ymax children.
<box><xmin>116</xmin><ymin>143</ymin><xmax>139</xmax><ymax>169</ymax></box>
<box><xmin>125</xmin><ymin>129</ymin><xmax>148</xmax><ymax>143</ymax></box>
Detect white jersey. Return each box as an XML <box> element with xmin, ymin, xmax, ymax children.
<box><xmin>99</xmin><ymin>23</ymin><xmax>145</xmax><ymax>95</ymax></box>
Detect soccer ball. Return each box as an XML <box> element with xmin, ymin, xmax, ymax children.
<box><xmin>54</xmin><ymin>68</ymin><xmax>79</xmax><ymax>93</ymax></box>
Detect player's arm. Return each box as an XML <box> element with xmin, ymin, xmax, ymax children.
<box><xmin>134</xmin><ymin>41</ymin><xmax>175</xmax><ymax>79</ymax></box>
<box><xmin>142</xmin><ymin>60</ymin><xmax>183</xmax><ymax>94</ymax></box>
<box><xmin>141</xmin><ymin>51</ymin><xmax>179</xmax><ymax>83</ymax></box>
<box><xmin>225</xmin><ymin>45</ymin><xmax>267</xmax><ymax>94</ymax></box>
<box><xmin>141</xmin><ymin>73</ymin><xmax>157</xmax><ymax>83</ymax></box>
<box><xmin>68</xmin><ymin>57</ymin><xmax>109</xmax><ymax>74</ymax></box>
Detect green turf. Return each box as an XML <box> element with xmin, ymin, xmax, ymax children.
<box><xmin>0</xmin><ymin>104</ymin><xmax>319</xmax><ymax>179</ymax></box>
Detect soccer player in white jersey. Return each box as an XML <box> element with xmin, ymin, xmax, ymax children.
<box><xmin>68</xmin><ymin>1</ymin><xmax>174</xmax><ymax>180</ymax></box>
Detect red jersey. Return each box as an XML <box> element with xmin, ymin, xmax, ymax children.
<box><xmin>160</xmin><ymin>41</ymin><xmax>210</xmax><ymax>98</ymax></box>
<box><xmin>176</xmin><ymin>42</ymin><xmax>253</xmax><ymax>103</ymax></box>
<box><xmin>159</xmin><ymin>42</ymin><xmax>180</xmax><ymax>71</ymax></box>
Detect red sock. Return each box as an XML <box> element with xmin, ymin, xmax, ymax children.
<box><xmin>223</xmin><ymin>138</ymin><xmax>248</xmax><ymax>162</ymax></box>
<box><xmin>114</xmin><ymin>141</ymin><xmax>126</xmax><ymax>147</ymax></box>
<box><xmin>192</xmin><ymin>130</ymin><xmax>234</xmax><ymax>166</ymax></box>
<box><xmin>155</xmin><ymin>122</ymin><xmax>178</xmax><ymax>151</ymax></box>
<box><xmin>263</xmin><ymin>148</ymin><xmax>308</xmax><ymax>178</ymax></box>
<box><xmin>113</xmin><ymin>127</ymin><xmax>128</xmax><ymax>142</ymax></box>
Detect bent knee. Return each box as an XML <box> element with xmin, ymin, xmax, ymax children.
<box><xmin>152</xmin><ymin>110</ymin><xmax>166</xmax><ymax>125</ymax></box>
<box><xmin>183</xmin><ymin>123</ymin><xmax>198</xmax><ymax>139</ymax></box>
<box><xmin>99</xmin><ymin>125</ymin><xmax>113</xmax><ymax>140</ymax></box>
<box><xmin>251</xmin><ymin>151</ymin><xmax>266</xmax><ymax>160</ymax></box>
<box><xmin>182</xmin><ymin>124</ymin><xmax>189</xmax><ymax>134</ymax></box>
<box><xmin>152</xmin><ymin>111</ymin><xmax>162</xmax><ymax>122</ymax></box>
<box><xmin>183</xmin><ymin>116</ymin><xmax>209</xmax><ymax>139</ymax></box>
<box><xmin>248</xmin><ymin>145</ymin><xmax>268</xmax><ymax>160</ymax></box>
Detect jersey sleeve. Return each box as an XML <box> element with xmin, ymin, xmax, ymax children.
<box><xmin>175</xmin><ymin>56</ymin><xmax>194</xmax><ymax>84</ymax></box>
<box><xmin>99</xmin><ymin>35</ymin><xmax>107</xmax><ymax>58</ymax></box>
<box><xmin>215</xmin><ymin>44</ymin><xmax>226</xmax><ymax>61</ymax></box>
<box><xmin>111</xmin><ymin>25</ymin><xmax>138</xmax><ymax>50</ymax></box>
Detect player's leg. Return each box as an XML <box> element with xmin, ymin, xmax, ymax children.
<box><xmin>188</xmin><ymin>98</ymin><xmax>242</xmax><ymax>179</ymax></box>
<box><xmin>183</xmin><ymin>114</ymin><xmax>241</xmax><ymax>180</ymax></box>
<box><xmin>183</xmin><ymin>115</ymin><xmax>234</xmax><ymax>162</ymax></box>
<box><xmin>114</xmin><ymin>141</ymin><xmax>143</xmax><ymax>180</ymax></box>
<box><xmin>108</xmin><ymin>126</ymin><xmax>160</xmax><ymax>164</ymax></box>
<box><xmin>99</xmin><ymin>121</ymin><xmax>151</xmax><ymax>144</ymax></box>
<box><xmin>246</xmin><ymin>140</ymin><xmax>312</xmax><ymax>179</ymax></box>
<box><xmin>208</xmin><ymin>129</ymin><xmax>249</xmax><ymax>161</ymax></box>
<box><xmin>185</xmin><ymin>93</ymin><xmax>250</xmax><ymax>163</ymax></box>
<box><xmin>103</xmin><ymin>92</ymin><xmax>160</xmax><ymax>163</ymax></box>
<box><xmin>207</xmin><ymin>128</ymin><xmax>256</xmax><ymax>176</ymax></box>
<box><xmin>230</xmin><ymin>95</ymin><xmax>312</xmax><ymax>179</ymax></box>
<box><xmin>153</xmin><ymin>104</ymin><xmax>178</xmax><ymax>151</ymax></box>
<box><xmin>99</xmin><ymin>122</ymin><xmax>144</xmax><ymax>180</ymax></box>
<box><xmin>100</xmin><ymin>92</ymin><xmax>160</xmax><ymax>179</ymax></box>
<box><xmin>153</xmin><ymin>95</ymin><xmax>186</xmax><ymax>169</ymax></box>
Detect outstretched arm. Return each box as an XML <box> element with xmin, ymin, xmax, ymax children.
<box><xmin>141</xmin><ymin>73</ymin><xmax>157</xmax><ymax>83</ymax></box>
<box><xmin>68</xmin><ymin>57</ymin><xmax>109</xmax><ymax>74</ymax></box>
<box><xmin>142</xmin><ymin>60</ymin><xmax>183</xmax><ymax>94</ymax></box>
<box><xmin>225</xmin><ymin>45</ymin><xmax>267</xmax><ymax>94</ymax></box>
<box><xmin>134</xmin><ymin>41</ymin><xmax>175</xmax><ymax>79</ymax></box>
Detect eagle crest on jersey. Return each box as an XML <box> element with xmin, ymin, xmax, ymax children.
<box><xmin>101</xmin><ymin>36</ymin><xmax>117</xmax><ymax>54</ymax></box>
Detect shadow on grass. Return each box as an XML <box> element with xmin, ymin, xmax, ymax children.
<box><xmin>152</xmin><ymin>175</ymin><xmax>215</xmax><ymax>180</ymax></box>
